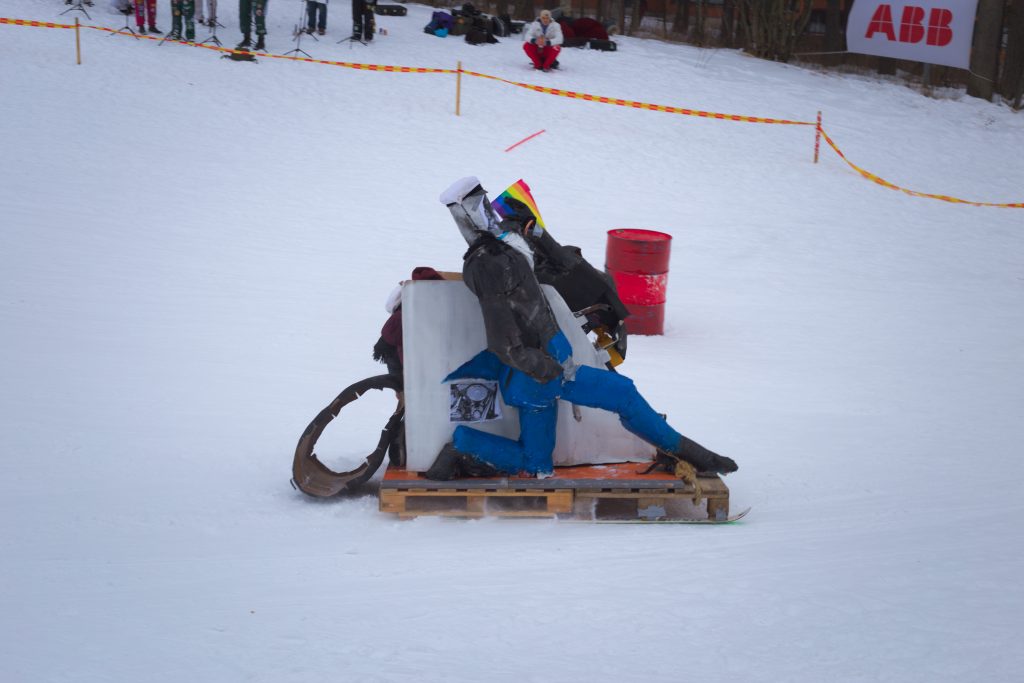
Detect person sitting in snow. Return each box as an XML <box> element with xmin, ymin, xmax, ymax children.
<box><xmin>523</xmin><ymin>9</ymin><xmax>563</xmax><ymax>71</ymax></box>
<box><xmin>424</xmin><ymin>177</ymin><xmax>738</xmax><ymax>481</ymax></box>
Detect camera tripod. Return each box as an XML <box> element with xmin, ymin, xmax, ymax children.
<box><xmin>198</xmin><ymin>17</ymin><xmax>225</xmax><ymax>47</ymax></box>
<box><xmin>109</xmin><ymin>5</ymin><xmax>140</xmax><ymax>40</ymax></box>
<box><xmin>284</xmin><ymin>1</ymin><xmax>314</xmax><ymax>58</ymax></box>
<box><xmin>337</xmin><ymin>33</ymin><xmax>367</xmax><ymax>48</ymax></box>
<box><xmin>60</xmin><ymin>0</ymin><xmax>93</xmax><ymax>20</ymax></box>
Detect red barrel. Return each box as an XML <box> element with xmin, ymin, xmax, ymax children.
<box><xmin>605</xmin><ymin>229</ymin><xmax>672</xmax><ymax>335</ymax></box>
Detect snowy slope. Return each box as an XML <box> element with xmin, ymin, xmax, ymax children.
<box><xmin>2</xmin><ymin>0</ymin><xmax>1023</xmax><ymax>680</ymax></box>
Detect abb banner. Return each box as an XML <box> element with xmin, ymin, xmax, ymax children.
<box><xmin>847</xmin><ymin>0</ymin><xmax>979</xmax><ymax>69</ymax></box>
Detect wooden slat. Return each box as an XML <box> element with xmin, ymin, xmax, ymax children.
<box><xmin>378</xmin><ymin>466</ymin><xmax>730</xmax><ymax>521</ymax></box>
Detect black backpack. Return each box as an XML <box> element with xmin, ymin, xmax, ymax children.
<box><xmin>491</xmin><ymin>15</ymin><xmax>510</xmax><ymax>37</ymax></box>
<box><xmin>465</xmin><ymin>28</ymin><xmax>498</xmax><ymax>45</ymax></box>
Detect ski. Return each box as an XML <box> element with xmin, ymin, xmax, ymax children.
<box><xmin>567</xmin><ymin>507</ymin><xmax>751</xmax><ymax>524</ymax></box>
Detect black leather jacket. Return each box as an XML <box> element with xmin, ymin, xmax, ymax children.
<box><xmin>462</xmin><ymin>233</ymin><xmax>563</xmax><ymax>382</ymax></box>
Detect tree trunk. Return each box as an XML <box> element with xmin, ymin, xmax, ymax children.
<box><xmin>823</xmin><ymin>0</ymin><xmax>843</xmax><ymax>66</ymax></box>
<box><xmin>720</xmin><ymin>0</ymin><xmax>735</xmax><ymax>47</ymax></box>
<box><xmin>628</xmin><ymin>0</ymin><xmax>646</xmax><ymax>35</ymax></box>
<box><xmin>967</xmin><ymin>0</ymin><xmax>1006</xmax><ymax>100</ymax></box>
<box><xmin>671</xmin><ymin>0</ymin><xmax>690</xmax><ymax>37</ymax></box>
<box><xmin>999</xmin><ymin>0</ymin><xmax>1024</xmax><ymax>103</ymax></box>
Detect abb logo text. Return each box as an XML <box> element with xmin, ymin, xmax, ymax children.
<box><xmin>865</xmin><ymin>4</ymin><xmax>954</xmax><ymax>47</ymax></box>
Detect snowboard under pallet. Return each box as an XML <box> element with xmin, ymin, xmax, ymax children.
<box><xmin>379</xmin><ymin>463</ymin><xmax>734</xmax><ymax>522</ymax></box>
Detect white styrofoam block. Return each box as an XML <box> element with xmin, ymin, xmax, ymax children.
<box><xmin>403</xmin><ymin>280</ymin><xmax>654</xmax><ymax>472</ymax></box>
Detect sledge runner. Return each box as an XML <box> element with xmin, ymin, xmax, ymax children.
<box><xmin>425</xmin><ymin>177</ymin><xmax>738</xmax><ymax>480</ymax></box>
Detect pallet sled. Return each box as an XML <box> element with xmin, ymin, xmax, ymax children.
<box><xmin>379</xmin><ymin>463</ymin><xmax>732</xmax><ymax>522</ymax></box>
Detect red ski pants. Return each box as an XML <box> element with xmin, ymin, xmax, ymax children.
<box><xmin>135</xmin><ymin>0</ymin><xmax>157</xmax><ymax>28</ymax></box>
<box><xmin>524</xmin><ymin>42</ymin><xmax>560</xmax><ymax>69</ymax></box>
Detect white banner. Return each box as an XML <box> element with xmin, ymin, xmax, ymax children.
<box><xmin>846</xmin><ymin>0</ymin><xmax>979</xmax><ymax>69</ymax></box>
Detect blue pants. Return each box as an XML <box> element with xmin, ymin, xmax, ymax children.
<box><xmin>452</xmin><ymin>364</ymin><xmax>682</xmax><ymax>476</ymax></box>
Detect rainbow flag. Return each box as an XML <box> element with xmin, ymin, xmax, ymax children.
<box><xmin>491</xmin><ymin>179</ymin><xmax>546</xmax><ymax>230</ymax></box>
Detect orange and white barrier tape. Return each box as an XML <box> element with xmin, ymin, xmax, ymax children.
<box><xmin>0</xmin><ymin>17</ymin><xmax>75</xmax><ymax>29</ymax></box>
<box><xmin>817</xmin><ymin>127</ymin><xmax>1024</xmax><ymax>209</ymax></box>
<box><xmin>3</xmin><ymin>16</ymin><xmax>1021</xmax><ymax>208</ymax></box>
<box><xmin>463</xmin><ymin>68</ymin><xmax>815</xmax><ymax>125</ymax></box>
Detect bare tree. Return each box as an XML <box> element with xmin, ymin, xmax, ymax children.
<box><xmin>720</xmin><ymin>0</ymin><xmax>736</xmax><ymax>47</ymax></box>
<box><xmin>736</xmin><ymin>0</ymin><xmax>813</xmax><ymax>62</ymax></box>
<box><xmin>999</xmin><ymin>0</ymin><xmax>1024</xmax><ymax>106</ymax></box>
<box><xmin>693</xmin><ymin>0</ymin><xmax>707</xmax><ymax>45</ymax></box>
<box><xmin>671</xmin><ymin>0</ymin><xmax>691</xmax><ymax>38</ymax></box>
<box><xmin>628</xmin><ymin>0</ymin><xmax>646</xmax><ymax>36</ymax></box>
<box><xmin>823</xmin><ymin>0</ymin><xmax>843</xmax><ymax>66</ymax></box>
<box><xmin>967</xmin><ymin>0</ymin><xmax>1007</xmax><ymax>100</ymax></box>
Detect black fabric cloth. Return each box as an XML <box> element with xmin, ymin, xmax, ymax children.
<box><xmin>496</xmin><ymin>192</ymin><xmax>629</xmax><ymax>333</ymax></box>
<box><xmin>530</xmin><ymin>229</ymin><xmax>629</xmax><ymax>331</ymax></box>
<box><xmin>462</xmin><ymin>233</ymin><xmax>562</xmax><ymax>382</ymax></box>
<box><xmin>491</xmin><ymin>194</ymin><xmax>629</xmax><ymax>345</ymax></box>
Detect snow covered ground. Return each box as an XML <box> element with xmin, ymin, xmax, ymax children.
<box><xmin>2</xmin><ymin>1</ymin><xmax>1023</xmax><ymax>680</ymax></box>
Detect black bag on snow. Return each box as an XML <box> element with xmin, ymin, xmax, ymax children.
<box><xmin>451</xmin><ymin>15</ymin><xmax>472</xmax><ymax>35</ymax></box>
<box><xmin>490</xmin><ymin>15</ymin><xmax>510</xmax><ymax>37</ymax></box>
<box><xmin>374</xmin><ymin>4</ymin><xmax>407</xmax><ymax>16</ymax></box>
<box><xmin>465</xmin><ymin>28</ymin><xmax>498</xmax><ymax>44</ymax></box>
<box><xmin>588</xmin><ymin>38</ymin><xmax>617</xmax><ymax>51</ymax></box>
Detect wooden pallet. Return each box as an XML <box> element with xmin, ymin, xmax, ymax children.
<box><xmin>379</xmin><ymin>463</ymin><xmax>730</xmax><ymax>521</ymax></box>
